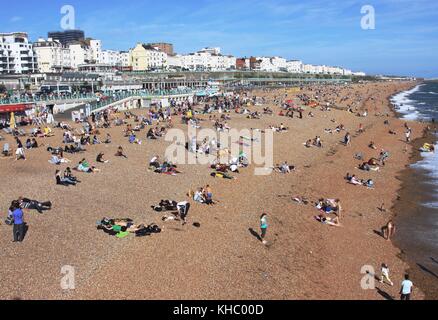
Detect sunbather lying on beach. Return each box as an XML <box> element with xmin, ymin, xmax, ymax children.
<box><xmin>153</xmin><ymin>162</ymin><xmax>181</xmax><ymax>176</ymax></box>
<box><xmin>315</xmin><ymin>213</ymin><xmax>341</xmax><ymax>227</ymax></box>
<box><xmin>211</xmin><ymin>172</ymin><xmax>236</xmax><ymax>180</ymax></box>
<box><xmin>292</xmin><ymin>196</ymin><xmax>310</xmax><ymax>205</ymax></box>
<box><xmin>129</xmin><ymin>133</ymin><xmax>142</xmax><ymax>145</ymax></box>
<box><xmin>211</xmin><ymin>163</ymin><xmax>229</xmax><ymax>173</ymax></box>
<box><xmin>152</xmin><ymin>200</ymin><xmax>178</xmax><ymax>212</ymax></box>
<box><xmin>49</xmin><ymin>154</ymin><xmax>72</xmax><ymax>165</ymax></box>
<box><xmin>346</xmin><ymin>173</ymin><xmax>363</xmax><ymax>185</ymax></box>
<box><xmin>64</xmin><ymin>144</ymin><xmax>85</xmax><ymax>154</ymax></box>
<box><xmin>17</xmin><ymin>197</ymin><xmax>52</xmax><ymax>213</ymax></box>
<box><xmin>359</xmin><ymin>162</ymin><xmax>380</xmax><ymax>172</ymax></box>
<box><xmin>274</xmin><ymin>162</ymin><xmax>296</xmax><ymax>174</ymax></box>
<box><xmin>149</xmin><ymin>156</ymin><xmax>160</xmax><ymax>169</ymax></box>
<box><xmin>97</xmin><ymin>218</ymin><xmax>161</xmax><ymax>238</ymax></box>
<box><xmin>316</xmin><ymin>198</ymin><xmax>342</xmax><ymax>220</ymax></box>
<box><xmin>346</xmin><ymin>173</ymin><xmax>375</xmax><ymax>188</ymax></box>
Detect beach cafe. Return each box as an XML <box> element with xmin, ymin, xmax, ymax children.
<box><xmin>0</xmin><ymin>103</ymin><xmax>36</xmax><ymax>127</ymax></box>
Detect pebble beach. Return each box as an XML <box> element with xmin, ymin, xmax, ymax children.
<box><xmin>0</xmin><ymin>80</ymin><xmax>432</xmax><ymax>300</ymax></box>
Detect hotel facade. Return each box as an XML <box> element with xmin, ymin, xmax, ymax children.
<box><xmin>0</xmin><ymin>32</ymin><xmax>38</xmax><ymax>74</ymax></box>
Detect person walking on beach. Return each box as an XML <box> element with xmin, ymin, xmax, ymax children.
<box><xmin>382</xmin><ymin>220</ymin><xmax>396</xmax><ymax>241</ymax></box>
<box><xmin>260</xmin><ymin>214</ymin><xmax>268</xmax><ymax>245</ymax></box>
<box><xmin>379</xmin><ymin>263</ymin><xmax>394</xmax><ymax>286</ymax></box>
<box><xmin>400</xmin><ymin>274</ymin><xmax>414</xmax><ymax>300</ymax></box>
<box><xmin>344</xmin><ymin>132</ymin><xmax>351</xmax><ymax>146</ymax></box>
<box><xmin>405</xmin><ymin>128</ymin><xmax>412</xmax><ymax>143</ymax></box>
<box><xmin>10</xmin><ymin>200</ymin><xmax>25</xmax><ymax>242</ymax></box>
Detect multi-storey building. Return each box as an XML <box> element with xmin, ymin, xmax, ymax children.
<box><xmin>236</xmin><ymin>58</ymin><xmax>250</xmax><ymax>70</ymax></box>
<box><xmin>119</xmin><ymin>51</ymin><xmax>130</xmax><ymax>67</ymax></box>
<box><xmin>100</xmin><ymin>50</ymin><xmax>121</xmax><ymax>66</ymax></box>
<box><xmin>86</xmin><ymin>39</ymin><xmax>102</xmax><ymax>63</ymax></box>
<box><xmin>33</xmin><ymin>38</ymin><xmax>72</xmax><ymax>73</ymax></box>
<box><xmin>0</xmin><ymin>32</ymin><xmax>38</xmax><ymax>74</ymax></box>
<box><xmin>167</xmin><ymin>49</ymin><xmax>236</xmax><ymax>71</ymax></box>
<box><xmin>256</xmin><ymin>57</ymin><xmax>287</xmax><ymax>72</ymax></box>
<box><xmin>286</xmin><ymin>60</ymin><xmax>303</xmax><ymax>73</ymax></box>
<box><xmin>69</xmin><ymin>42</ymin><xmax>92</xmax><ymax>69</ymax></box>
<box><xmin>129</xmin><ymin>43</ymin><xmax>167</xmax><ymax>71</ymax></box>
<box><xmin>147</xmin><ymin>43</ymin><xmax>174</xmax><ymax>56</ymax></box>
<box><xmin>48</xmin><ymin>30</ymin><xmax>85</xmax><ymax>46</ymax></box>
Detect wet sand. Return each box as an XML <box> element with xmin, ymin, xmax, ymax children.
<box><xmin>0</xmin><ymin>81</ymin><xmax>431</xmax><ymax>300</ymax></box>
<box><xmin>393</xmin><ymin>128</ymin><xmax>438</xmax><ymax>300</ymax></box>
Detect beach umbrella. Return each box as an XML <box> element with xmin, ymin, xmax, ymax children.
<box><xmin>10</xmin><ymin>112</ymin><xmax>16</xmax><ymax>129</ymax></box>
<box><xmin>285</xmin><ymin>100</ymin><xmax>295</xmax><ymax>107</ymax></box>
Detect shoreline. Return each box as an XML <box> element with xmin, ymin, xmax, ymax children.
<box><xmin>387</xmin><ymin>80</ymin><xmax>438</xmax><ymax>300</ymax></box>
<box><xmin>391</xmin><ymin>99</ymin><xmax>438</xmax><ymax>300</ymax></box>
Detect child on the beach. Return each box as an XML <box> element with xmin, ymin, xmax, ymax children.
<box><xmin>260</xmin><ymin>214</ymin><xmax>268</xmax><ymax>245</ymax></box>
<box><xmin>379</xmin><ymin>263</ymin><xmax>394</xmax><ymax>286</ymax></box>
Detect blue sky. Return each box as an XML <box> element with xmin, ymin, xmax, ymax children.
<box><xmin>2</xmin><ymin>0</ymin><xmax>438</xmax><ymax>77</ymax></box>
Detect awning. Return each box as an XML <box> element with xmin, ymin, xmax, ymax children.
<box><xmin>0</xmin><ymin>103</ymin><xmax>34</xmax><ymax>114</ymax></box>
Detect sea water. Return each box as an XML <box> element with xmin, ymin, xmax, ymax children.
<box><xmin>392</xmin><ymin>81</ymin><xmax>438</xmax><ymax>291</ymax></box>
<box><xmin>392</xmin><ymin>82</ymin><xmax>438</xmax><ymax>208</ymax></box>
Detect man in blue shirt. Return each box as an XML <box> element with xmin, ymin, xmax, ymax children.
<box><xmin>400</xmin><ymin>274</ymin><xmax>414</xmax><ymax>300</ymax></box>
<box><xmin>10</xmin><ymin>200</ymin><xmax>25</xmax><ymax>242</ymax></box>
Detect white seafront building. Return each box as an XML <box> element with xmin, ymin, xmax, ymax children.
<box><xmin>2</xmin><ymin>30</ymin><xmax>366</xmax><ymax>76</ymax></box>
<box><xmin>33</xmin><ymin>37</ymin><xmax>131</xmax><ymax>73</ymax></box>
<box><xmin>0</xmin><ymin>32</ymin><xmax>38</xmax><ymax>74</ymax></box>
<box><xmin>255</xmin><ymin>57</ymin><xmax>287</xmax><ymax>72</ymax></box>
<box><xmin>286</xmin><ymin>60</ymin><xmax>303</xmax><ymax>73</ymax></box>
<box><xmin>168</xmin><ymin>47</ymin><xmax>236</xmax><ymax>71</ymax></box>
<box><xmin>33</xmin><ymin>38</ymin><xmax>72</xmax><ymax>73</ymax></box>
<box><xmin>68</xmin><ymin>42</ymin><xmax>93</xmax><ymax>69</ymax></box>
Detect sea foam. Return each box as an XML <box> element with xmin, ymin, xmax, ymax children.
<box><xmin>391</xmin><ymin>85</ymin><xmax>423</xmax><ymax>120</ymax></box>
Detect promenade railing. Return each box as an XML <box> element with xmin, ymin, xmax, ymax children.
<box><xmin>90</xmin><ymin>88</ymin><xmax>195</xmax><ymax>111</ymax></box>
<box><xmin>0</xmin><ymin>88</ymin><xmax>194</xmax><ymax>107</ymax></box>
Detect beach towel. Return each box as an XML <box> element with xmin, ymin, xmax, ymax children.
<box><xmin>116</xmin><ymin>231</ymin><xmax>130</xmax><ymax>239</ymax></box>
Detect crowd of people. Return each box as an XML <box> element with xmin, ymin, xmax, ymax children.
<box><xmin>1</xmin><ymin>83</ymin><xmax>426</xmax><ymax>300</ymax></box>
